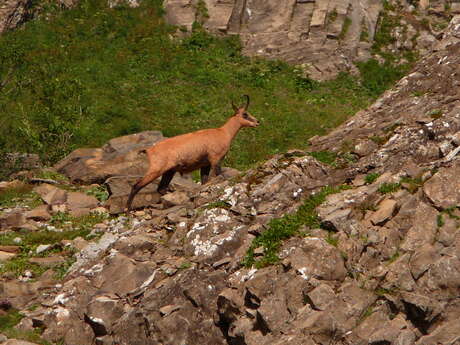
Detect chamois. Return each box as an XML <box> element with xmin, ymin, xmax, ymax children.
<box><xmin>126</xmin><ymin>95</ymin><xmax>259</xmax><ymax>211</ymax></box>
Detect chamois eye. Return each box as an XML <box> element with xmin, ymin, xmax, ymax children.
<box><xmin>243</xmin><ymin>113</ymin><xmax>249</xmax><ymax>119</ymax></box>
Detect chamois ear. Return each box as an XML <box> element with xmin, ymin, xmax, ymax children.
<box><xmin>231</xmin><ymin>100</ymin><xmax>238</xmax><ymax>113</ymax></box>
<box><xmin>242</xmin><ymin>95</ymin><xmax>250</xmax><ymax>110</ymax></box>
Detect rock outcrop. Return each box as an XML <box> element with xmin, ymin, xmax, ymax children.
<box><xmin>53</xmin><ymin>131</ymin><xmax>164</xmax><ymax>184</ymax></box>
<box><xmin>1</xmin><ymin>13</ymin><xmax>460</xmax><ymax>345</ymax></box>
<box><xmin>165</xmin><ymin>0</ymin><xmax>457</xmax><ymax>80</ymax></box>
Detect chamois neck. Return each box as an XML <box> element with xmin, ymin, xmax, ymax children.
<box><xmin>220</xmin><ymin>116</ymin><xmax>242</xmax><ymax>140</ymax></box>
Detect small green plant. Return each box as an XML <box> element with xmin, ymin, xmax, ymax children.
<box><xmin>203</xmin><ymin>201</ymin><xmax>231</xmax><ymax>210</ymax></box>
<box><xmin>243</xmin><ymin>185</ymin><xmax>351</xmax><ymax>268</ymax></box>
<box><xmin>179</xmin><ymin>262</ymin><xmax>192</xmax><ymax>270</ymax></box>
<box><xmin>325</xmin><ymin>232</ymin><xmax>339</xmax><ymax>247</ymax></box>
<box><xmin>328</xmin><ymin>8</ymin><xmax>338</xmax><ymax>24</ymax></box>
<box><xmin>412</xmin><ymin>90</ymin><xmax>425</xmax><ymax>97</ymax></box>
<box><xmin>85</xmin><ymin>185</ymin><xmax>109</xmax><ymax>202</ymax></box>
<box><xmin>378</xmin><ymin>182</ymin><xmax>401</xmax><ymax>194</ymax></box>
<box><xmin>339</xmin><ymin>17</ymin><xmax>352</xmax><ymax>40</ymax></box>
<box><xmin>369</xmin><ymin>135</ymin><xmax>387</xmax><ymax>145</ymax></box>
<box><xmin>34</xmin><ymin>170</ymin><xmax>69</xmax><ymax>182</ymax></box>
<box><xmin>364</xmin><ymin>172</ymin><xmax>380</xmax><ymax>184</ymax></box>
<box><xmin>437</xmin><ymin>214</ymin><xmax>445</xmax><ymax>228</ymax></box>
<box><xmin>427</xmin><ymin>109</ymin><xmax>443</xmax><ymax>119</ymax></box>
<box><xmin>360</xmin><ymin>19</ymin><xmax>369</xmax><ymax>42</ymax></box>
<box><xmin>388</xmin><ymin>250</ymin><xmax>400</xmax><ymax>263</ymax></box>
<box><xmin>307</xmin><ymin>151</ymin><xmax>338</xmax><ymax>166</ymax></box>
<box><xmin>400</xmin><ymin>176</ymin><xmax>423</xmax><ymax>194</ymax></box>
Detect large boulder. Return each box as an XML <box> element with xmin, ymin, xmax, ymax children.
<box><xmin>53</xmin><ymin>131</ymin><xmax>163</xmax><ymax>184</ymax></box>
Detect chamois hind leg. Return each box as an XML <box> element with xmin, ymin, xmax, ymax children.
<box><xmin>126</xmin><ymin>170</ymin><xmax>161</xmax><ymax>211</ymax></box>
<box><xmin>209</xmin><ymin>162</ymin><xmax>223</xmax><ymax>180</ymax></box>
<box><xmin>200</xmin><ymin>165</ymin><xmax>211</xmax><ymax>184</ymax></box>
<box><xmin>157</xmin><ymin>169</ymin><xmax>175</xmax><ymax>195</ymax></box>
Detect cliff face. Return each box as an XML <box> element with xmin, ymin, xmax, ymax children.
<box><xmin>165</xmin><ymin>0</ymin><xmax>459</xmax><ymax>80</ymax></box>
<box><xmin>1</xmin><ymin>15</ymin><xmax>459</xmax><ymax>345</ymax></box>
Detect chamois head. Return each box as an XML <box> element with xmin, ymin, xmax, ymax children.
<box><xmin>231</xmin><ymin>95</ymin><xmax>260</xmax><ymax>128</ymax></box>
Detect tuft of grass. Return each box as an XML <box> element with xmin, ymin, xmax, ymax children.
<box><xmin>84</xmin><ymin>185</ymin><xmax>109</xmax><ymax>202</ymax></box>
<box><xmin>325</xmin><ymin>232</ymin><xmax>339</xmax><ymax>247</ymax></box>
<box><xmin>427</xmin><ymin>109</ymin><xmax>443</xmax><ymax>119</ymax></box>
<box><xmin>203</xmin><ymin>200</ymin><xmax>231</xmax><ymax>210</ymax></box>
<box><xmin>378</xmin><ymin>182</ymin><xmax>401</xmax><ymax>194</ymax></box>
<box><xmin>437</xmin><ymin>214</ymin><xmax>445</xmax><ymax>228</ymax></box>
<box><xmin>400</xmin><ymin>176</ymin><xmax>423</xmax><ymax>194</ymax></box>
<box><xmin>364</xmin><ymin>172</ymin><xmax>380</xmax><ymax>184</ymax></box>
<box><xmin>307</xmin><ymin>151</ymin><xmax>338</xmax><ymax>166</ymax></box>
<box><xmin>243</xmin><ymin>185</ymin><xmax>351</xmax><ymax>268</ymax></box>
<box><xmin>388</xmin><ymin>250</ymin><xmax>400</xmax><ymax>264</ymax></box>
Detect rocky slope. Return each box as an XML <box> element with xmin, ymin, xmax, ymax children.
<box><xmin>166</xmin><ymin>0</ymin><xmax>459</xmax><ymax>80</ymax></box>
<box><xmin>0</xmin><ymin>13</ymin><xmax>460</xmax><ymax>345</ymax></box>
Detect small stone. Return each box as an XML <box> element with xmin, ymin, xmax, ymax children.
<box><xmin>0</xmin><ymin>251</ymin><xmax>16</xmax><ymax>261</ymax></box>
<box><xmin>254</xmin><ymin>247</ymin><xmax>264</xmax><ymax>256</ymax></box>
<box><xmin>369</xmin><ymin>199</ymin><xmax>397</xmax><ymax>226</ymax></box>
<box><xmin>0</xmin><ymin>334</ymin><xmax>7</xmax><ymax>342</ymax></box>
<box><xmin>212</xmin><ymin>257</ymin><xmax>232</xmax><ymax>268</ymax></box>
<box><xmin>34</xmin><ymin>184</ymin><xmax>67</xmax><ymax>205</ymax></box>
<box><xmin>51</xmin><ymin>204</ymin><xmax>67</xmax><ymax>214</ymax></box>
<box><xmin>72</xmin><ymin>237</ymin><xmax>89</xmax><ymax>251</ymax></box>
<box><xmin>36</xmin><ymin>244</ymin><xmax>52</xmax><ymax>254</ymax></box>
<box><xmin>91</xmin><ymin>207</ymin><xmax>108</xmax><ymax>214</ymax></box>
<box><xmin>13</xmin><ymin>237</ymin><xmax>22</xmax><ymax>244</ymax></box>
<box><xmin>161</xmin><ymin>191</ymin><xmax>190</xmax><ymax>208</ymax></box>
<box><xmin>25</xmin><ymin>205</ymin><xmax>51</xmax><ymax>221</ymax></box>
<box><xmin>159</xmin><ymin>304</ymin><xmax>181</xmax><ymax>317</ymax></box>
<box><xmin>28</xmin><ymin>256</ymin><xmax>65</xmax><ymax>267</ymax></box>
<box><xmin>307</xmin><ymin>284</ymin><xmax>336</xmax><ymax>311</ymax></box>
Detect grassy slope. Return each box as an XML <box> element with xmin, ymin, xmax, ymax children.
<box><xmin>0</xmin><ymin>0</ymin><xmax>400</xmax><ymax>173</ymax></box>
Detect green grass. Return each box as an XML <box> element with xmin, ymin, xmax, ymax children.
<box><xmin>364</xmin><ymin>172</ymin><xmax>380</xmax><ymax>184</ymax></box>
<box><xmin>243</xmin><ymin>185</ymin><xmax>351</xmax><ymax>268</ymax></box>
<box><xmin>307</xmin><ymin>151</ymin><xmax>338</xmax><ymax>166</ymax></box>
<box><xmin>0</xmin><ymin>185</ymin><xmax>43</xmax><ymax>208</ymax></box>
<box><xmin>0</xmin><ymin>0</ymin><xmax>379</xmax><ymax>175</ymax></box>
<box><xmin>378</xmin><ymin>182</ymin><xmax>401</xmax><ymax>194</ymax></box>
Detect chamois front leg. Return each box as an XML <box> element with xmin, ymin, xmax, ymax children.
<box><xmin>200</xmin><ymin>165</ymin><xmax>211</xmax><ymax>184</ymax></box>
<box><xmin>209</xmin><ymin>162</ymin><xmax>222</xmax><ymax>179</ymax></box>
<box><xmin>126</xmin><ymin>170</ymin><xmax>161</xmax><ymax>211</ymax></box>
<box><xmin>157</xmin><ymin>169</ymin><xmax>175</xmax><ymax>195</ymax></box>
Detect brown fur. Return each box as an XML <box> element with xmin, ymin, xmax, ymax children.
<box><xmin>126</xmin><ymin>96</ymin><xmax>259</xmax><ymax>211</ymax></box>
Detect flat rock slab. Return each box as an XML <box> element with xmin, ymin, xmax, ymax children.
<box><xmin>28</xmin><ymin>256</ymin><xmax>66</xmax><ymax>267</ymax></box>
<box><xmin>0</xmin><ymin>245</ymin><xmax>20</xmax><ymax>253</ymax></box>
<box><xmin>423</xmin><ymin>163</ymin><xmax>460</xmax><ymax>209</ymax></box>
<box><xmin>369</xmin><ymin>199</ymin><xmax>397</xmax><ymax>226</ymax></box>
<box><xmin>0</xmin><ymin>250</ymin><xmax>17</xmax><ymax>261</ymax></box>
<box><xmin>53</xmin><ymin>131</ymin><xmax>163</xmax><ymax>183</ymax></box>
<box><xmin>26</xmin><ymin>204</ymin><xmax>51</xmax><ymax>221</ymax></box>
<box><xmin>2</xmin><ymin>340</ymin><xmax>40</xmax><ymax>345</ymax></box>
<box><xmin>34</xmin><ymin>184</ymin><xmax>67</xmax><ymax>205</ymax></box>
